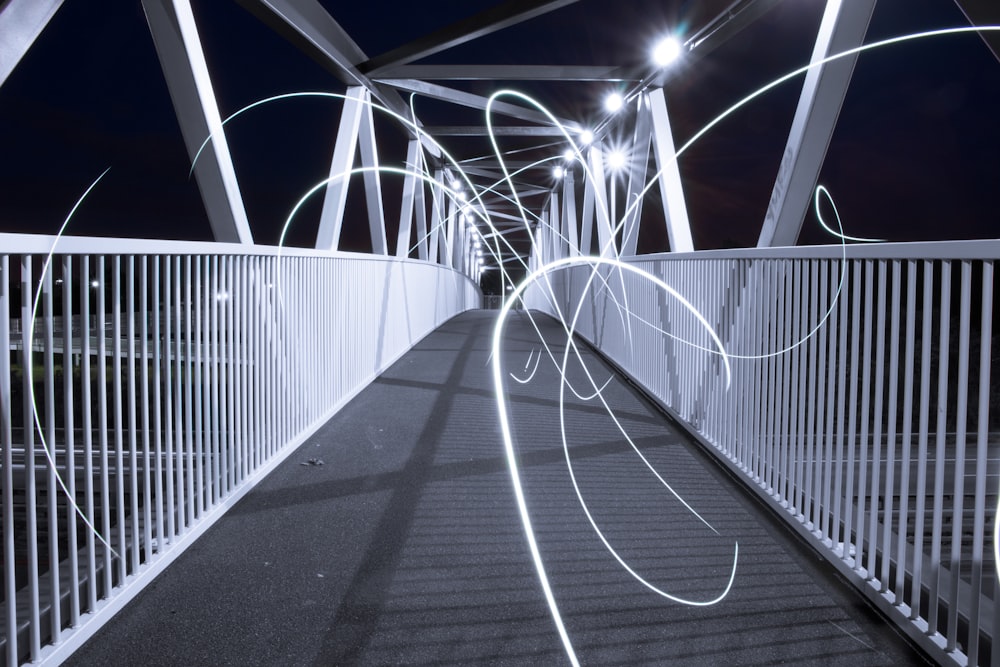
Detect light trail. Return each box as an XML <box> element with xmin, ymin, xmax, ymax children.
<box><xmin>26</xmin><ymin>168</ymin><xmax>120</xmax><ymax>559</ymax></box>
<box><xmin>484</xmin><ymin>25</ymin><xmax>1000</xmax><ymax>663</ymax></box>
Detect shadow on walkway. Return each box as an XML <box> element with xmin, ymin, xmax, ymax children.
<box><xmin>67</xmin><ymin>310</ymin><xmax>929</xmax><ymax>666</ymax></box>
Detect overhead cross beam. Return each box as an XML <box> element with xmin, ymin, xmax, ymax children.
<box><xmin>234</xmin><ymin>0</ymin><xmax>440</xmax><ymax>157</ymax></box>
<box><xmin>377</xmin><ymin>79</ymin><xmax>580</xmax><ymax>130</ymax></box>
<box><xmin>371</xmin><ymin>64</ymin><xmax>637</xmax><ymax>81</ymax></box>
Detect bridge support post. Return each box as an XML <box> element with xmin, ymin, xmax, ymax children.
<box><xmin>563</xmin><ymin>172</ymin><xmax>580</xmax><ymax>257</ymax></box>
<box><xmin>316</xmin><ymin>86</ymin><xmax>389</xmax><ymax>253</ymax></box>
<box><xmin>757</xmin><ymin>0</ymin><xmax>876</xmax><ymax>248</ymax></box>
<box><xmin>143</xmin><ymin>0</ymin><xmax>254</xmax><ymax>244</ymax></box>
<box><xmin>621</xmin><ymin>95</ymin><xmax>653</xmax><ymax>256</ymax></box>
<box><xmin>0</xmin><ymin>0</ymin><xmax>65</xmax><ymax>88</ymax></box>
<box><xmin>649</xmin><ymin>88</ymin><xmax>694</xmax><ymax>253</ymax></box>
<box><xmin>588</xmin><ymin>144</ymin><xmax>616</xmax><ymax>258</ymax></box>
<box><xmin>396</xmin><ymin>139</ymin><xmax>420</xmax><ymax>258</ymax></box>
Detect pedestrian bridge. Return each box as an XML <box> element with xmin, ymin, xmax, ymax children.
<box><xmin>1</xmin><ymin>1</ymin><xmax>999</xmax><ymax>665</ymax></box>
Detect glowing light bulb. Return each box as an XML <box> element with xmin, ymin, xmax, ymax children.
<box><xmin>607</xmin><ymin>150</ymin><xmax>626</xmax><ymax>170</ymax></box>
<box><xmin>653</xmin><ymin>36</ymin><xmax>682</xmax><ymax>67</ymax></box>
<box><xmin>553</xmin><ymin>166</ymin><xmax>565</xmax><ymax>179</ymax></box>
<box><xmin>604</xmin><ymin>92</ymin><xmax>623</xmax><ymax>113</ymax></box>
<box><xmin>579</xmin><ymin>129</ymin><xmax>594</xmax><ymax>145</ymax></box>
<box><xmin>562</xmin><ymin>148</ymin><xmax>575</xmax><ymax>161</ymax></box>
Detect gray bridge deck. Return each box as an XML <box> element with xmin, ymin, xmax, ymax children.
<box><xmin>65</xmin><ymin>310</ymin><xmax>928</xmax><ymax>666</ymax></box>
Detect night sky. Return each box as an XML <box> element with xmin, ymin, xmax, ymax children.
<box><xmin>0</xmin><ymin>0</ymin><xmax>997</xmax><ymax>252</ymax></box>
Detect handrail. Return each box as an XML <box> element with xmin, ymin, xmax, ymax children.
<box><xmin>1</xmin><ymin>245</ymin><xmax>480</xmax><ymax>666</ymax></box>
<box><xmin>639</xmin><ymin>238</ymin><xmax>1000</xmax><ymax>261</ymax></box>
<box><xmin>531</xmin><ymin>246</ymin><xmax>997</xmax><ymax>666</ymax></box>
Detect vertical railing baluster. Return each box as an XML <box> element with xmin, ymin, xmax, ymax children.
<box><xmin>113</xmin><ymin>256</ymin><xmax>126</xmax><ymax>585</ymax></box>
<box><xmin>780</xmin><ymin>260</ymin><xmax>794</xmax><ymax>502</ymax></box>
<box><xmin>163</xmin><ymin>256</ymin><xmax>175</xmax><ymax>544</ymax></box>
<box><xmin>928</xmin><ymin>260</ymin><xmax>952</xmax><ymax>636</ymax></box>
<box><xmin>152</xmin><ymin>258</ymin><xmax>164</xmax><ymax>554</ymax></box>
<box><xmin>880</xmin><ymin>260</ymin><xmax>901</xmax><ymax>591</ymax></box>
<box><xmin>194</xmin><ymin>257</ymin><xmax>204</xmax><ymax>517</ymax></box>
<box><xmin>173</xmin><ymin>256</ymin><xmax>185</xmax><ymax>534</ymax></box>
<box><xmin>1</xmin><ymin>253</ymin><xmax>15</xmax><ymax>667</ymax></box>
<box><xmin>95</xmin><ymin>257</ymin><xmax>113</xmax><ymax>599</ymax></box>
<box><xmin>910</xmin><ymin>260</ymin><xmax>934</xmax><ymax>620</ymax></box>
<box><xmin>184</xmin><ymin>256</ymin><xmax>194</xmax><ymax>526</ymax></box>
<box><xmin>80</xmin><ymin>256</ymin><xmax>97</xmax><ymax>609</ymax></box>
<box><xmin>856</xmin><ymin>260</ymin><xmax>874</xmax><ymax>576</ymax></box>
<box><xmin>127</xmin><ymin>256</ymin><xmax>140</xmax><ymax>574</ymax></box>
<box><xmin>240</xmin><ymin>258</ymin><xmax>250</xmax><ymax>481</ymax></box>
<box><xmin>866</xmin><ymin>260</ymin><xmax>888</xmax><ymax>582</ymax></box>
<box><xmin>21</xmin><ymin>256</ymin><xmax>42</xmax><ymax>660</ymax></box>
<box><xmin>967</xmin><ymin>261</ymin><xmax>992</xmax><ymax>667</ymax></box>
<box><xmin>832</xmin><ymin>259</ymin><xmax>849</xmax><ymax>553</ymax></box>
<box><xmin>894</xmin><ymin>260</ymin><xmax>917</xmax><ymax>602</ymax></box>
<box><xmin>822</xmin><ymin>260</ymin><xmax>838</xmax><ymax>542</ymax></box>
<box><xmin>226</xmin><ymin>257</ymin><xmax>236</xmax><ymax>492</ymax></box>
<box><xmin>62</xmin><ymin>255</ymin><xmax>80</xmax><ymax>626</ymax></box>
<box><xmin>946</xmin><ymin>261</ymin><xmax>972</xmax><ymax>649</ymax></box>
<box><xmin>140</xmin><ymin>256</ymin><xmax>152</xmax><ymax>563</ymax></box>
<box><xmin>42</xmin><ymin>261</ymin><xmax>60</xmax><ymax>644</ymax></box>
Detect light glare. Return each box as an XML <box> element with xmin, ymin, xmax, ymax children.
<box><xmin>607</xmin><ymin>150</ymin><xmax>626</xmax><ymax>170</ymax></box>
<box><xmin>604</xmin><ymin>92</ymin><xmax>623</xmax><ymax>113</ymax></box>
<box><xmin>653</xmin><ymin>36</ymin><xmax>682</xmax><ymax>67</ymax></box>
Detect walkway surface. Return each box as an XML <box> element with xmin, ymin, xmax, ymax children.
<box><xmin>67</xmin><ymin>310</ymin><xmax>929</xmax><ymax>666</ymax></box>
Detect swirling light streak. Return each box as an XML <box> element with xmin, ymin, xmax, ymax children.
<box><xmin>509</xmin><ymin>348</ymin><xmax>541</xmax><ymax>384</ymax></box>
<box><xmin>486</xmin><ymin>25</ymin><xmax>1000</xmax><ymax>660</ymax></box>
<box><xmin>25</xmin><ymin>168</ymin><xmax>120</xmax><ymax>558</ymax></box>
<box><xmin>493</xmin><ymin>256</ymin><xmax>735</xmax><ymax>664</ymax></box>
<box><xmin>21</xmin><ymin>22</ymin><xmax>993</xmax><ymax>660</ymax></box>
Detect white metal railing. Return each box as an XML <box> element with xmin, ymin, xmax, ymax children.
<box><xmin>0</xmin><ymin>233</ymin><xmax>480</xmax><ymax>666</ymax></box>
<box><xmin>529</xmin><ymin>239</ymin><xmax>998</xmax><ymax>666</ymax></box>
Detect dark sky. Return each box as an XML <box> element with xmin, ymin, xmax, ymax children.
<box><xmin>0</xmin><ymin>0</ymin><xmax>997</xmax><ymax>251</ymax></box>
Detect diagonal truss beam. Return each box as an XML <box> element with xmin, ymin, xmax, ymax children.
<box><xmin>757</xmin><ymin>0</ymin><xmax>876</xmax><ymax>247</ymax></box>
<box><xmin>144</xmin><ymin>0</ymin><xmax>254</xmax><ymax>244</ymax></box>
<box><xmin>235</xmin><ymin>0</ymin><xmax>440</xmax><ymax>158</ymax></box>
<box><xmin>360</xmin><ymin>0</ymin><xmax>580</xmax><ymax>75</ymax></box>
<box><xmin>0</xmin><ymin>0</ymin><xmax>64</xmax><ymax>88</ymax></box>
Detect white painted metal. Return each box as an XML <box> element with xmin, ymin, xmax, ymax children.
<box><xmin>396</xmin><ymin>140</ymin><xmax>420</xmax><ymax>258</ymax></box>
<box><xmin>647</xmin><ymin>88</ymin><xmax>694</xmax><ymax>253</ymax></box>
<box><xmin>588</xmin><ymin>144</ymin><xmax>615</xmax><ymax>258</ymax></box>
<box><xmin>530</xmin><ymin>239</ymin><xmax>999</xmax><ymax>667</ymax></box>
<box><xmin>621</xmin><ymin>95</ymin><xmax>652</xmax><ymax>257</ymax></box>
<box><xmin>562</xmin><ymin>172</ymin><xmax>579</xmax><ymax>257</ymax></box>
<box><xmin>142</xmin><ymin>0</ymin><xmax>254</xmax><ymax>245</ymax></box>
<box><xmin>317</xmin><ymin>86</ymin><xmax>366</xmax><ymax>251</ymax></box>
<box><xmin>358</xmin><ymin>92</ymin><xmax>389</xmax><ymax>255</ymax></box>
<box><xmin>756</xmin><ymin>0</ymin><xmax>876</xmax><ymax>248</ymax></box>
<box><xmin>0</xmin><ymin>235</ymin><xmax>478</xmax><ymax>666</ymax></box>
<box><xmin>0</xmin><ymin>0</ymin><xmax>65</xmax><ymax>89</ymax></box>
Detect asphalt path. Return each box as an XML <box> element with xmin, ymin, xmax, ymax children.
<box><xmin>67</xmin><ymin>310</ymin><xmax>928</xmax><ymax>666</ymax></box>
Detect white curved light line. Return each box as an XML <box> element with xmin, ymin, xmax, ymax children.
<box><xmin>27</xmin><ymin>168</ymin><xmax>120</xmax><ymax>558</ymax></box>
<box><xmin>494</xmin><ymin>256</ymin><xmax>734</xmax><ymax>663</ymax></box>
<box><xmin>484</xmin><ymin>89</ymin><xmax>735</xmax><ymax>590</ymax></box>
<box><xmin>509</xmin><ymin>348</ymin><xmax>541</xmax><ymax>384</ymax></box>
<box><xmin>814</xmin><ymin>185</ymin><xmax>885</xmax><ymax>243</ymax></box>
<box><xmin>556</xmin><ymin>260</ymin><xmax>729</xmax><ymax>534</ymax></box>
<box><xmin>190</xmin><ymin>91</ymin><xmax>529</xmax><ymax>281</ymax></box>
<box><xmin>584</xmin><ymin>185</ymin><xmax>855</xmax><ymax>363</ymax></box>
